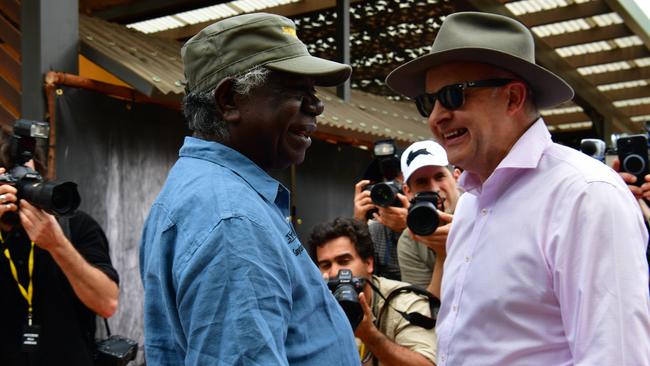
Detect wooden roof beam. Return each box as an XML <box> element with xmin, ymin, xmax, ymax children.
<box><xmin>564</xmin><ymin>45</ymin><xmax>649</xmax><ymax>68</ymax></box>
<box><xmin>543</xmin><ymin>111</ymin><xmax>591</xmax><ymax>125</ymax></box>
<box><xmin>602</xmin><ymin>85</ymin><xmax>650</xmax><ymax>101</ymax></box>
<box><xmin>586</xmin><ymin>66</ymin><xmax>650</xmax><ymax>85</ymax></box>
<box><xmin>603</xmin><ymin>0</ymin><xmax>650</xmax><ymax>52</ymax></box>
<box><xmin>541</xmin><ymin>23</ymin><xmax>631</xmax><ymax>49</ymax></box>
<box><xmin>518</xmin><ymin>0</ymin><xmax>610</xmax><ymax>28</ymax></box>
<box><xmin>153</xmin><ymin>0</ymin><xmax>364</xmax><ymax>40</ymax></box>
<box><xmin>620</xmin><ymin>103</ymin><xmax>650</xmax><ymax>118</ymax></box>
<box><xmin>92</xmin><ymin>0</ymin><xmax>217</xmax><ymax>24</ymax></box>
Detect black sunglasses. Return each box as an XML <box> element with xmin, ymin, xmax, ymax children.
<box><xmin>414</xmin><ymin>78</ymin><xmax>514</xmax><ymax>117</ymax></box>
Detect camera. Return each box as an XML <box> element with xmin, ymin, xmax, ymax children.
<box><xmin>0</xmin><ymin>119</ymin><xmax>80</xmax><ymax>224</ymax></box>
<box><xmin>364</xmin><ymin>180</ymin><xmax>404</xmax><ymax>208</ymax></box>
<box><xmin>407</xmin><ymin>191</ymin><xmax>444</xmax><ymax>236</ymax></box>
<box><xmin>580</xmin><ymin>138</ymin><xmax>606</xmax><ymax>163</ymax></box>
<box><xmin>327</xmin><ymin>269</ymin><xmax>365</xmax><ymax>330</ymax></box>
<box><xmin>362</xmin><ymin>140</ymin><xmax>404</xmax><ymax>219</ymax></box>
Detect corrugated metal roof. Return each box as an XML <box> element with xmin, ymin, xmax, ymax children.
<box><xmin>78</xmin><ymin>14</ymin><xmax>430</xmax><ymax>144</ymax></box>
<box><xmin>79</xmin><ymin>15</ymin><xmax>185</xmax><ymax>100</ymax></box>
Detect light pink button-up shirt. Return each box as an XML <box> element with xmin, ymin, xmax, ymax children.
<box><xmin>436</xmin><ymin>119</ymin><xmax>650</xmax><ymax>366</ymax></box>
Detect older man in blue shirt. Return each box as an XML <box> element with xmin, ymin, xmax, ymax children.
<box><xmin>139</xmin><ymin>13</ymin><xmax>358</xmax><ymax>365</ymax></box>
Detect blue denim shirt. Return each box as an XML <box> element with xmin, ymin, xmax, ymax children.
<box><xmin>140</xmin><ymin>137</ymin><xmax>359</xmax><ymax>365</ymax></box>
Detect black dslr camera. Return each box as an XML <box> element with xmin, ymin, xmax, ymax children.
<box><xmin>363</xmin><ymin>139</ymin><xmax>404</xmax><ymax>217</ymax></box>
<box><xmin>327</xmin><ymin>269</ymin><xmax>366</xmax><ymax>331</ymax></box>
<box><xmin>0</xmin><ymin>119</ymin><xmax>80</xmax><ymax>224</ymax></box>
<box><xmin>365</xmin><ymin>180</ymin><xmax>403</xmax><ymax>208</ymax></box>
<box><xmin>407</xmin><ymin>191</ymin><xmax>444</xmax><ymax>236</ymax></box>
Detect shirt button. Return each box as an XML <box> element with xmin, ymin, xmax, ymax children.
<box><xmin>452</xmin><ymin>304</ymin><xmax>458</xmax><ymax>312</ymax></box>
<box><xmin>481</xmin><ymin>208</ymin><xmax>488</xmax><ymax>215</ymax></box>
<box><xmin>465</xmin><ymin>256</ymin><xmax>471</xmax><ymax>263</ymax></box>
<box><xmin>440</xmin><ymin>355</ymin><xmax>446</xmax><ymax>363</ymax></box>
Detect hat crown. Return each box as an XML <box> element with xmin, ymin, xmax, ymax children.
<box><xmin>433</xmin><ymin>12</ymin><xmax>535</xmax><ymax>63</ymax></box>
<box><xmin>181</xmin><ymin>13</ymin><xmax>307</xmax><ymax>93</ymax></box>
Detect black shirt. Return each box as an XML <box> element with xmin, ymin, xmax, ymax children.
<box><xmin>0</xmin><ymin>211</ymin><xmax>119</xmax><ymax>366</ymax></box>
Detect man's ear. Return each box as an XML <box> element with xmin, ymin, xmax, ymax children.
<box><xmin>505</xmin><ymin>81</ymin><xmax>527</xmax><ymax>115</ymax></box>
<box><xmin>214</xmin><ymin>77</ymin><xmax>240</xmax><ymax>123</ymax></box>
<box><xmin>403</xmin><ymin>181</ymin><xmax>412</xmax><ymax>197</ymax></box>
<box><xmin>366</xmin><ymin>256</ymin><xmax>374</xmax><ymax>275</ymax></box>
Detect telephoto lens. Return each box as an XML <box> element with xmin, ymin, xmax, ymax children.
<box><xmin>407</xmin><ymin>191</ymin><xmax>443</xmax><ymax>236</ymax></box>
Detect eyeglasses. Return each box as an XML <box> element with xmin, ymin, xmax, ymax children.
<box><xmin>414</xmin><ymin>78</ymin><xmax>514</xmax><ymax>117</ymax></box>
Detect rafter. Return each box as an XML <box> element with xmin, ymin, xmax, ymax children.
<box><xmin>586</xmin><ymin>66</ymin><xmax>650</xmax><ymax>85</ymax></box>
<box><xmin>564</xmin><ymin>45</ymin><xmax>649</xmax><ymax>68</ymax></box>
<box><xmin>543</xmin><ymin>112</ymin><xmax>591</xmax><ymax>125</ymax></box>
<box><xmin>541</xmin><ymin>23</ymin><xmax>631</xmax><ymax>49</ymax></box>
<box><xmin>518</xmin><ymin>0</ymin><xmax>610</xmax><ymax>28</ymax></box>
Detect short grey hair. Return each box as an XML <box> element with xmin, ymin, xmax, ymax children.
<box><xmin>182</xmin><ymin>67</ymin><xmax>271</xmax><ymax>142</ymax></box>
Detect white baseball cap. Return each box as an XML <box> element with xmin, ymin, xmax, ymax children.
<box><xmin>401</xmin><ymin>140</ymin><xmax>449</xmax><ymax>184</ymax></box>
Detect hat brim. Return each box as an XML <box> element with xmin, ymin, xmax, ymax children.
<box><xmin>266</xmin><ymin>55</ymin><xmax>352</xmax><ymax>87</ymax></box>
<box><xmin>385</xmin><ymin>48</ymin><xmax>574</xmax><ymax>109</ymax></box>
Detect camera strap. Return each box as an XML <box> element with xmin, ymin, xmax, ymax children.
<box><xmin>368</xmin><ymin>279</ymin><xmax>440</xmax><ymax>331</ymax></box>
<box><xmin>1</xmin><ymin>231</ymin><xmax>41</xmax><ymax>351</ymax></box>
<box><xmin>1</xmin><ymin>232</ymin><xmax>36</xmax><ymax>320</ymax></box>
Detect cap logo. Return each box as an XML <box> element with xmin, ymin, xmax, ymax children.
<box><xmin>282</xmin><ymin>26</ymin><xmax>297</xmax><ymax>38</ymax></box>
<box><xmin>407</xmin><ymin>148</ymin><xmax>432</xmax><ymax>166</ymax></box>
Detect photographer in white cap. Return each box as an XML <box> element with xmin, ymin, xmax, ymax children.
<box><xmin>397</xmin><ymin>140</ymin><xmax>459</xmax><ymax>299</ymax></box>
<box><xmin>387</xmin><ymin>11</ymin><xmax>650</xmax><ymax>365</ymax></box>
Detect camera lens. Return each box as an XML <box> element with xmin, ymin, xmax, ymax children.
<box><xmin>624</xmin><ymin>154</ymin><xmax>646</xmax><ymax>175</ymax></box>
<box><xmin>407</xmin><ymin>202</ymin><xmax>440</xmax><ymax>236</ymax></box>
<box><xmin>370</xmin><ymin>182</ymin><xmax>398</xmax><ymax>207</ymax></box>
<box><xmin>21</xmin><ymin>181</ymin><xmax>81</xmax><ymax>216</ymax></box>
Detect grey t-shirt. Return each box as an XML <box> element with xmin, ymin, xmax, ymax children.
<box><xmin>397</xmin><ymin>230</ymin><xmax>436</xmax><ymax>288</ymax></box>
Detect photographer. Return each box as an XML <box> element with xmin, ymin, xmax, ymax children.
<box><xmin>309</xmin><ymin>218</ymin><xmax>437</xmax><ymax>366</ymax></box>
<box><xmin>397</xmin><ymin>141</ymin><xmax>459</xmax><ymax>299</ymax></box>
<box><xmin>354</xmin><ymin>140</ymin><xmax>408</xmax><ymax>281</ymax></box>
<box><xmin>0</xmin><ymin>125</ymin><xmax>119</xmax><ymax>365</ymax></box>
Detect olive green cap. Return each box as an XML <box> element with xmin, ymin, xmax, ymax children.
<box><xmin>181</xmin><ymin>12</ymin><xmax>352</xmax><ymax>93</ymax></box>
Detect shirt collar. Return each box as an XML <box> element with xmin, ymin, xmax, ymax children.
<box><xmin>459</xmin><ymin>118</ymin><xmax>552</xmax><ymax>193</ymax></box>
<box><xmin>179</xmin><ymin>136</ymin><xmax>288</xmax><ymax>205</ymax></box>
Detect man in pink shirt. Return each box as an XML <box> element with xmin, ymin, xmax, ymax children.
<box><xmin>386</xmin><ymin>11</ymin><xmax>650</xmax><ymax>365</ymax></box>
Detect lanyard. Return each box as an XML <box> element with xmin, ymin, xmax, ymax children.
<box><xmin>1</xmin><ymin>231</ymin><xmax>35</xmax><ymax>324</ymax></box>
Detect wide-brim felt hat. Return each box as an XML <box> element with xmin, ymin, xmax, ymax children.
<box><xmin>386</xmin><ymin>12</ymin><xmax>574</xmax><ymax>109</ymax></box>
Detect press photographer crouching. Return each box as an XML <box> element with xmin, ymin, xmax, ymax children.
<box><xmin>0</xmin><ymin>120</ymin><xmax>119</xmax><ymax>366</ymax></box>
<box><xmin>309</xmin><ymin>217</ymin><xmax>438</xmax><ymax>366</ymax></box>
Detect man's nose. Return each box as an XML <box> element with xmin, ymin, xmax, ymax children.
<box><xmin>428</xmin><ymin>99</ymin><xmax>452</xmax><ymax>129</ymax></box>
<box><xmin>302</xmin><ymin>94</ymin><xmax>324</xmax><ymax>116</ymax></box>
<box><xmin>329</xmin><ymin>265</ymin><xmax>340</xmax><ymax>279</ymax></box>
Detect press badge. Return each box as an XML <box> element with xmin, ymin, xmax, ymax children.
<box><xmin>20</xmin><ymin>324</ymin><xmax>40</xmax><ymax>352</ymax></box>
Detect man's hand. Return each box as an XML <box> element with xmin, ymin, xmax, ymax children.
<box><xmin>354</xmin><ymin>180</ymin><xmax>376</xmax><ymax>221</ymax></box>
<box><xmin>354</xmin><ymin>291</ymin><xmax>377</xmax><ymax>341</ymax></box>
<box><xmin>612</xmin><ymin>159</ymin><xmax>650</xmax><ymax>200</ymax></box>
<box><xmin>354</xmin><ymin>289</ymin><xmax>435</xmax><ymax>366</ymax></box>
<box><xmin>0</xmin><ymin>167</ymin><xmax>18</xmax><ymax>231</ymax></box>
<box><xmin>18</xmin><ymin>199</ymin><xmax>67</xmax><ymax>252</ymax></box>
<box><xmin>409</xmin><ymin>211</ymin><xmax>453</xmax><ymax>255</ymax></box>
<box><xmin>373</xmin><ymin>193</ymin><xmax>409</xmax><ymax>232</ymax></box>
